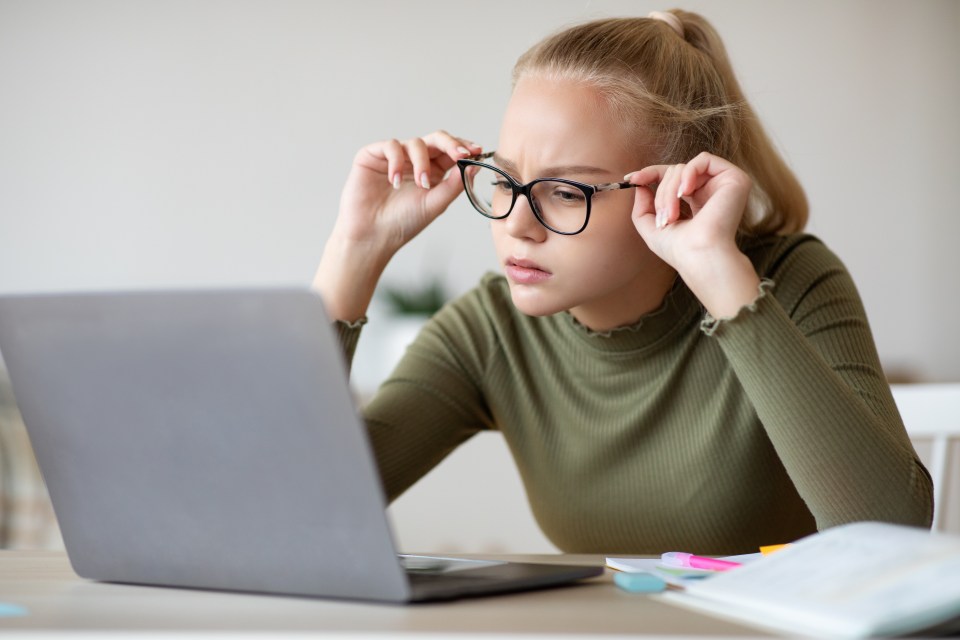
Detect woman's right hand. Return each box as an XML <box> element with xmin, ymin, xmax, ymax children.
<box><xmin>314</xmin><ymin>130</ymin><xmax>481</xmax><ymax>321</ymax></box>
<box><xmin>336</xmin><ymin>130</ymin><xmax>481</xmax><ymax>253</ymax></box>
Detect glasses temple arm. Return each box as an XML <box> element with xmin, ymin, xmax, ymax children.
<box><xmin>594</xmin><ymin>181</ymin><xmax>642</xmax><ymax>191</ymax></box>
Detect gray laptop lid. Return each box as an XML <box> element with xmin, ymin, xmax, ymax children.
<box><xmin>0</xmin><ymin>289</ymin><xmax>411</xmax><ymax>601</ymax></box>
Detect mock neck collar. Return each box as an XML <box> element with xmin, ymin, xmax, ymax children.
<box><xmin>558</xmin><ymin>277</ymin><xmax>702</xmax><ymax>353</ymax></box>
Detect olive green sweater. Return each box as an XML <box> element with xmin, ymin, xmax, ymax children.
<box><xmin>337</xmin><ymin>234</ymin><xmax>932</xmax><ymax>554</ymax></box>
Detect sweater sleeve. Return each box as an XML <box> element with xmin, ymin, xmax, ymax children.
<box><xmin>332</xmin><ymin>317</ymin><xmax>366</xmax><ymax>371</ymax></box>
<box><xmin>703</xmin><ymin>235</ymin><xmax>933</xmax><ymax>529</ymax></box>
<box><xmin>352</xmin><ymin>291</ymin><xmax>498</xmax><ymax>503</ymax></box>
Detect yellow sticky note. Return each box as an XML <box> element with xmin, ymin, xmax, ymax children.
<box><xmin>760</xmin><ymin>544</ymin><xmax>791</xmax><ymax>555</ymax></box>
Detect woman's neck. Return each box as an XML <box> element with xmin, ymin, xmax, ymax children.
<box><xmin>568</xmin><ymin>262</ymin><xmax>679</xmax><ymax>333</ymax></box>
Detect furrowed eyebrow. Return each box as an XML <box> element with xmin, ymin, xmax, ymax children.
<box><xmin>492</xmin><ymin>153</ymin><xmax>613</xmax><ymax>181</ymax></box>
<box><xmin>491</xmin><ymin>153</ymin><xmax>518</xmax><ymax>175</ymax></box>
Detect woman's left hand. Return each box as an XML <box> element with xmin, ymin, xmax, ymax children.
<box><xmin>625</xmin><ymin>152</ymin><xmax>762</xmax><ymax>318</ymax></box>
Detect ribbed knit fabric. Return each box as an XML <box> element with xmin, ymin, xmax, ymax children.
<box><xmin>341</xmin><ymin>234</ymin><xmax>933</xmax><ymax>554</ymax></box>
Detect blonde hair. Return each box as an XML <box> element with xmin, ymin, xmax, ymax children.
<box><xmin>512</xmin><ymin>9</ymin><xmax>808</xmax><ymax>236</ymax></box>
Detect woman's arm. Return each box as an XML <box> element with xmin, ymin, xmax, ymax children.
<box><xmin>627</xmin><ymin>155</ymin><xmax>932</xmax><ymax>529</ymax></box>
<box><xmin>706</xmin><ymin>236</ymin><xmax>933</xmax><ymax>528</ymax></box>
<box><xmin>316</xmin><ymin>132</ymin><xmax>493</xmax><ymax>500</ymax></box>
<box><xmin>336</xmin><ymin>287</ymin><xmax>498</xmax><ymax>503</ymax></box>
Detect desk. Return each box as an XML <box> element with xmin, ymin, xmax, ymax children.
<box><xmin>0</xmin><ymin>551</ymin><xmax>764</xmax><ymax>637</ymax></box>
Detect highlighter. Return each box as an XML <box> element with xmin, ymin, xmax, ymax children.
<box><xmin>660</xmin><ymin>552</ymin><xmax>741</xmax><ymax>572</ymax></box>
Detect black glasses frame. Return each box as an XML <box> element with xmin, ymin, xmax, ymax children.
<box><xmin>456</xmin><ymin>151</ymin><xmax>639</xmax><ymax>235</ymax></box>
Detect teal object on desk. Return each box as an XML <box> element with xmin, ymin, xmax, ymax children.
<box><xmin>0</xmin><ymin>602</ymin><xmax>28</xmax><ymax>617</ymax></box>
<box><xmin>614</xmin><ymin>571</ymin><xmax>667</xmax><ymax>593</ymax></box>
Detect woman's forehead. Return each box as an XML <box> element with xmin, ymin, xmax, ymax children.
<box><xmin>497</xmin><ymin>77</ymin><xmax>645</xmax><ymax>176</ymax></box>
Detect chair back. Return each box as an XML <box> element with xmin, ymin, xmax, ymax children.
<box><xmin>891</xmin><ymin>383</ymin><xmax>960</xmax><ymax>533</ymax></box>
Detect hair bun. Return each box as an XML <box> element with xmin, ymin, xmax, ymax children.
<box><xmin>647</xmin><ymin>11</ymin><xmax>684</xmax><ymax>38</ymax></box>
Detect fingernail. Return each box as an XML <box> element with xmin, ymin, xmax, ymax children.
<box><xmin>655</xmin><ymin>209</ymin><xmax>664</xmax><ymax>229</ymax></box>
<box><xmin>392</xmin><ymin>174</ymin><xmax>401</xmax><ymax>190</ymax></box>
<box><xmin>420</xmin><ymin>172</ymin><xmax>430</xmax><ymax>189</ymax></box>
<box><xmin>457</xmin><ymin>146</ymin><xmax>471</xmax><ymax>156</ymax></box>
<box><xmin>677</xmin><ymin>186</ymin><xmax>685</xmax><ymax>198</ymax></box>
<box><xmin>623</xmin><ymin>171</ymin><xmax>635</xmax><ymax>181</ymax></box>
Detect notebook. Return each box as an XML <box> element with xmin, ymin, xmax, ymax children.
<box><xmin>655</xmin><ymin>521</ymin><xmax>960</xmax><ymax>638</ymax></box>
<box><xmin>0</xmin><ymin>288</ymin><xmax>602</xmax><ymax>603</ymax></box>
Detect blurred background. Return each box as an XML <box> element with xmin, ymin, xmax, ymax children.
<box><xmin>2</xmin><ymin>0</ymin><xmax>959</xmax><ymax>383</ymax></box>
<box><xmin>1</xmin><ymin>0</ymin><xmax>958</xmax><ymax>550</ymax></box>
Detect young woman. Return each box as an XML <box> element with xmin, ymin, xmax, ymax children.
<box><xmin>314</xmin><ymin>10</ymin><xmax>932</xmax><ymax>554</ymax></box>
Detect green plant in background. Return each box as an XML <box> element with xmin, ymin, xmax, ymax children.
<box><xmin>380</xmin><ymin>280</ymin><xmax>447</xmax><ymax>316</ymax></box>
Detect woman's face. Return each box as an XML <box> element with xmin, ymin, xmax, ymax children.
<box><xmin>490</xmin><ymin>75</ymin><xmax>675</xmax><ymax>331</ymax></box>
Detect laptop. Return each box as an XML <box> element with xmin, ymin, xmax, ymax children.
<box><xmin>0</xmin><ymin>288</ymin><xmax>602</xmax><ymax>603</ymax></box>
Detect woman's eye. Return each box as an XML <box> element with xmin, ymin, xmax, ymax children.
<box><xmin>491</xmin><ymin>179</ymin><xmax>513</xmax><ymax>193</ymax></box>
<box><xmin>553</xmin><ymin>188</ymin><xmax>586</xmax><ymax>204</ymax></box>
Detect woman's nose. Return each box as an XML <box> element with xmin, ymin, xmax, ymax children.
<box><xmin>503</xmin><ymin>194</ymin><xmax>548</xmax><ymax>241</ymax></box>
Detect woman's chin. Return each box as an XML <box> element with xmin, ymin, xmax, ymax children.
<box><xmin>509</xmin><ymin>286</ymin><xmax>566</xmax><ymax>318</ymax></box>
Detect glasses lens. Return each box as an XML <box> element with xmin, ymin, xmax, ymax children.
<box><xmin>463</xmin><ymin>164</ymin><xmax>514</xmax><ymax>219</ymax></box>
<box><xmin>530</xmin><ymin>180</ymin><xmax>589</xmax><ymax>234</ymax></box>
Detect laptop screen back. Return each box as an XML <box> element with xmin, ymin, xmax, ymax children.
<box><xmin>0</xmin><ymin>289</ymin><xmax>410</xmax><ymax>601</ymax></box>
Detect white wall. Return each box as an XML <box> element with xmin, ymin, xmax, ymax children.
<box><xmin>2</xmin><ymin>0</ymin><xmax>958</xmax><ymax>383</ymax></box>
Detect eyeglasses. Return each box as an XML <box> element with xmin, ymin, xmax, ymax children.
<box><xmin>456</xmin><ymin>151</ymin><xmax>639</xmax><ymax>235</ymax></box>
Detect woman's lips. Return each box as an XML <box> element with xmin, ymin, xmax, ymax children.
<box><xmin>505</xmin><ymin>258</ymin><xmax>552</xmax><ymax>284</ymax></box>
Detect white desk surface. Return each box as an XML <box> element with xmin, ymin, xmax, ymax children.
<box><xmin>0</xmin><ymin>550</ymin><xmax>767</xmax><ymax>638</ymax></box>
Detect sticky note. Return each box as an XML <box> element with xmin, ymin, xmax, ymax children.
<box><xmin>760</xmin><ymin>543</ymin><xmax>791</xmax><ymax>555</ymax></box>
